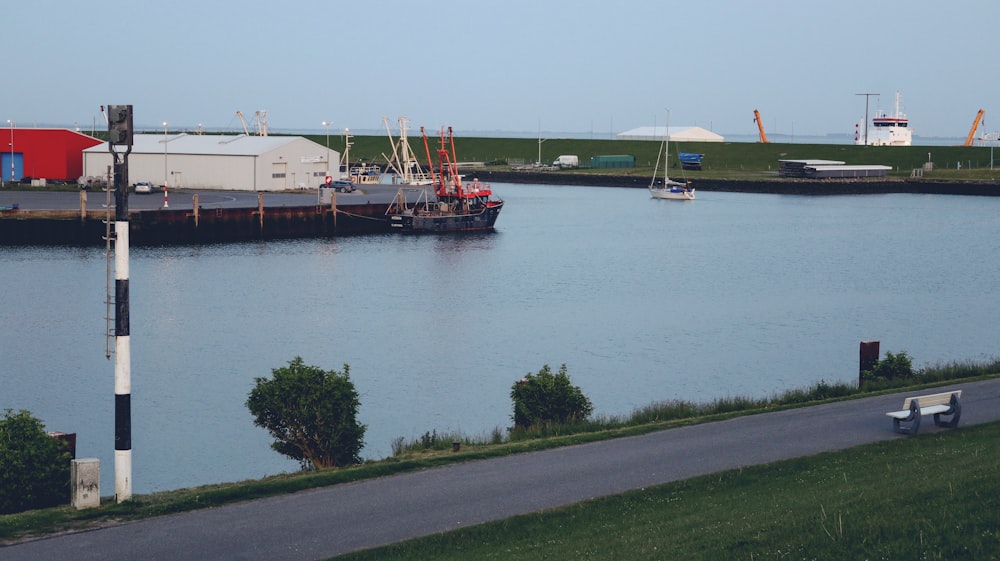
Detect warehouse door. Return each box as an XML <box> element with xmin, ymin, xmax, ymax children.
<box><xmin>271</xmin><ymin>162</ymin><xmax>287</xmax><ymax>190</ymax></box>
<box><xmin>1</xmin><ymin>152</ymin><xmax>23</xmax><ymax>182</ymax></box>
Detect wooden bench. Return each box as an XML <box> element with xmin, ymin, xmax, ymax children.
<box><xmin>885</xmin><ymin>390</ymin><xmax>962</xmax><ymax>435</ymax></box>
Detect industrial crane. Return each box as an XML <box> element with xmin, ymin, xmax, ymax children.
<box><xmin>753</xmin><ymin>109</ymin><xmax>770</xmax><ymax>143</ymax></box>
<box><xmin>963</xmin><ymin>109</ymin><xmax>985</xmax><ymax>147</ymax></box>
<box><xmin>235</xmin><ymin>110</ymin><xmax>269</xmax><ymax>136</ymax></box>
<box><xmin>235</xmin><ymin>111</ymin><xmax>251</xmax><ymax>135</ymax></box>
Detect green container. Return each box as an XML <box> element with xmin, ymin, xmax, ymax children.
<box><xmin>590</xmin><ymin>155</ymin><xmax>635</xmax><ymax>169</ymax></box>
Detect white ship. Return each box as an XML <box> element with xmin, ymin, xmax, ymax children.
<box><xmin>855</xmin><ymin>91</ymin><xmax>912</xmax><ymax>146</ymax></box>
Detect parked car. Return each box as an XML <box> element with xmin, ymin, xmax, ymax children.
<box><xmin>134</xmin><ymin>181</ymin><xmax>153</xmax><ymax>194</ymax></box>
<box><xmin>325</xmin><ymin>180</ymin><xmax>356</xmax><ymax>193</ymax></box>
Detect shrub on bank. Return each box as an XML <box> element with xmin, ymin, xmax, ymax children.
<box><xmin>0</xmin><ymin>410</ymin><xmax>72</xmax><ymax>515</ymax></box>
<box><xmin>390</xmin><ymin>353</ymin><xmax>998</xmax><ymax>456</ymax></box>
<box><xmin>510</xmin><ymin>364</ymin><xmax>593</xmax><ymax>433</ymax></box>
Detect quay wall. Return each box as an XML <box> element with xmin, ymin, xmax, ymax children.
<box><xmin>0</xmin><ymin>203</ymin><xmax>393</xmax><ymax>246</ymax></box>
<box><xmin>472</xmin><ymin>170</ymin><xmax>1000</xmax><ymax>196</ymax></box>
<box><xmin>3</xmin><ymin>174</ymin><xmax>999</xmax><ymax>246</ymax></box>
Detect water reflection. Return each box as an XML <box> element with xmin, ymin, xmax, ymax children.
<box><xmin>3</xmin><ymin>186</ymin><xmax>1000</xmax><ymax>493</ymax></box>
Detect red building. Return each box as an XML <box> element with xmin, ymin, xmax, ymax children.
<box><xmin>1</xmin><ymin>128</ymin><xmax>102</xmax><ymax>183</ymax></box>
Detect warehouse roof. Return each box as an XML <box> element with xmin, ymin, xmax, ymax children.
<box><xmin>84</xmin><ymin>133</ymin><xmax>307</xmax><ymax>156</ymax></box>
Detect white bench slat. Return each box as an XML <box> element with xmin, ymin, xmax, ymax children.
<box><xmin>901</xmin><ymin>390</ymin><xmax>961</xmax><ymax>411</ymax></box>
<box><xmin>886</xmin><ymin>403</ymin><xmax>952</xmax><ymax>419</ymax></box>
<box><xmin>886</xmin><ymin>390</ymin><xmax>961</xmax><ymax>434</ymax></box>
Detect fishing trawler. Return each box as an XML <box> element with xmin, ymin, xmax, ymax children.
<box><xmin>386</xmin><ymin>126</ymin><xmax>503</xmax><ymax>232</ymax></box>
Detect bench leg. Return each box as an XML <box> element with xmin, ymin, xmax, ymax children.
<box><xmin>933</xmin><ymin>397</ymin><xmax>962</xmax><ymax>428</ymax></box>
<box><xmin>893</xmin><ymin>413</ymin><xmax>920</xmax><ymax>435</ymax></box>
<box><xmin>892</xmin><ymin>400</ymin><xmax>921</xmax><ymax>435</ymax></box>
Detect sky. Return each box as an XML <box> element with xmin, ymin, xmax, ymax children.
<box><xmin>3</xmin><ymin>0</ymin><xmax>997</xmax><ymax>140</ymax></box>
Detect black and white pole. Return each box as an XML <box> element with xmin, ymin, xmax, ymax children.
<box><xmin>108</xmin><ymin>105</ymin><xmax>134</xmax><ymax>503</ymax></box>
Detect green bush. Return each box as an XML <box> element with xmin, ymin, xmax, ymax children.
<box><xmin>861</xmin><ymin>351</ymin><xmax>916</xmax><ymax>386</ymax></box>
<box><xmin>246</xmin><ymin>358</ymin><xmax>365</xmax><ymax>469</ymax></box>
<box><xmin>511</xmin><ymin>364</ymin><xmax>593</xmax><ymax>430</ymax></box>
<box><xmin>0</xmin><ymin>409</ymin><xmax>71</xmax><ymax>514</ymax></box>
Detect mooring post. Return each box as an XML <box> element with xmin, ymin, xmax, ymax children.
<box><xmin>859</xmin><ymin>340</ymin><xmax>880</xmax><ymax>386</ymax></box>
<box><xmin>80</xmin><ymin>189</ymin><xmax>87</xmax><ymax>221</ymax></box>
<box><xmin>258</xmin><ymin>192</ymin><xmax>264</xmax><ymax>230</ymax></box>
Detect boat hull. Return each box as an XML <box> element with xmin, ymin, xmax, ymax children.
<box><xmin>388</xmin><ymin>201</ymin><xmax>503</xmax><ymax>232</ymax></box>
<box><xmin>649</xmin><ymin>186</ymin><xmax>695</xmax><ymax>200</ymax></box>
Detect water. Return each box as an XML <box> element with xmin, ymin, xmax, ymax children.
<box><xmin>3</xmin><ymin>183</ymin><xmax>999</xmax><ymax>494</ymax></box>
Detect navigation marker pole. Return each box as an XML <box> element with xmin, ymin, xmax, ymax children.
<box><xmin>108</xmin><ymin>104</ymin><xmax>134</xmax><ymax>503</ymax></box>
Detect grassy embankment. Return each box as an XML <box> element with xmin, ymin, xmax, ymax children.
<box><xmin>334</xmin><ymin>421</ymin><xmax>1000</xmax><ymax>561</ymax></box>
<box><xmin>2</xmin><ymin>359</ymin><xmax>998</xmax><ymax>549</ymax></box>
<box><xmin>12</xmin><ymin>135</ymin><xmax>999</xmax><ymax>193</ymax></box>
<box><xmin>321</xmin><ymin>133</ymin><xmax>1000</xmax><ymax>182</ymax></box>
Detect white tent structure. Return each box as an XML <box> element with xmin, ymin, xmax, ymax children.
<box><xmin>616</xmin><ymin>126</ymin><xmax>725</xmax><ymax>142</ymax></box>
<box><xmin>82</xmin><ymin>134</ymin><xmax>340</xmax><ymax>191</ymax></box>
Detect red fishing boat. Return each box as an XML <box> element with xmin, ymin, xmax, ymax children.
<box><xmin>386</xmin><ymin>126</ymin><xmax>503</xmax><ymax>232</ymax></box>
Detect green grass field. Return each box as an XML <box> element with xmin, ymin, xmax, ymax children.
<box><xmin>313</xmin><ymin>132</ymin><xmax>1000</xmax><ymax>181</ymax></box>
<box><xmin>333</xmin><ymin>421</ymin><xmax>1000</xmax><ymax>561</ymax></box>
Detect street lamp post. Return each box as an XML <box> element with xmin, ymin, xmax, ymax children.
<box><xmin>162</xmin><ymin>122</ymin><xmax>168</xmax><ymax>188</ymax></box>
<box><xmin>6</xmin><ymin>119</ymin><xmax>13</xmax><ymax>186</ymax></box>
<box><xmin>536</xmin><ymin>120</ymin><xmax>547</xmax><ymax>165</ymax></box>
<box><xmin>856</xmin><ymin>93</ymin><xmax>879</xmax><ymax>146</ymax></box>
<box><xmin>162</xmin><ymin>122</ymin><xmax>169</xmax><ymax>208</ymax></box>
<box><xmin>321</xmin><ymin>121</ymin><xmax>332</xmax><ymax>175</ymax></box>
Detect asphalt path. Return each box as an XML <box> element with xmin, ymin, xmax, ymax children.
<box><xmin>0</xmin><ymin>185</ymin><xmax>414</xmax><ymax>213</ymax></box>
<box><xmin>3</xmin><ymin>378</ymin><xmax>998</xmax><ymax>560</ymax></box>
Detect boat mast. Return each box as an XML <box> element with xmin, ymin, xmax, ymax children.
<box><xmin>664</xmin><ymin>109</ymin><xmax>671</xmax><ymax>181</ymax></box>
<box><xmin>420</xmin><ymin>126</ymin><xmax>438</xmax><ymax>190</ymax></box>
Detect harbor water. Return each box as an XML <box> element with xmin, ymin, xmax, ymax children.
<box><xmin>3</xmin><ymin>182</ymin><xmax>999</xmax><ymax>494</ymax></box>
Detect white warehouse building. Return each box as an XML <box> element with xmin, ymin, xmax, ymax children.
<box><xmin>82</xmin><ymin>134</ymin><xmax>341</xmax><ymax>191</ymax></box>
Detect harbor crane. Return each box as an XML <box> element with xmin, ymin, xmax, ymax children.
<box><xmin>235</xmin><ymin>111</ymin><xmax>251</xmax><ymax>135</ymax></box>
<box><xmin>235</xmin><ymin>110</ymin><xmax>269</xmax><ymax>136</ymax></box>
<box><xmin>963</xmin><ymin>109</ymin><xmax>985</xmax><ymax>146</ymax></box>
<box><xmin>753</xmin><ymin>109</ymin><xmax>770</xmax><ymax>143</ymax></box>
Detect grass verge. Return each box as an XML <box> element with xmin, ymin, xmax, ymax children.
<box><xmin>2</xmin><ymin>362</ymin><xmax>996</xmax><ymax>545</ymax></box>
<box><xmin>332</xmin><ymin>421</ymin><xmax>1000</xmax><ymax>561</ymax></box>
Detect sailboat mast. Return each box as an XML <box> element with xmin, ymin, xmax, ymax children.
<box><xmin>664</xmin><ymin>109</ymin><xmax>671</xmax><ymax>181</ymax></box>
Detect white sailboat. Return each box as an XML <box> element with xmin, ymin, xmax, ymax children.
<box><xmin>648</xmin><ymin>110</ymin><xmax>695</xmax><ymax>200</ymax></box>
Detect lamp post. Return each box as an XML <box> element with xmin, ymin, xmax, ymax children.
<box><xmin>6</xmin><ymin>119</ymin><xmax>13</xmax><ymax>186</ymax></box>
<box><xmin>162</xmin><ymin>122</ymin><xmax>169</xmax><ymax>208</ymax></box>
<box><xmin>856</xmin><ymin>93</ymin><xmax>879</xmax><ymax>146</ymax></box>
<box><xmin>536</xmin><ymin>120</ymin><xmax>547</xmax><ymax>165</ymax></box>
<box><xmin>162</xmin><ymin>122</ymin><xmax>168</xmax><ymax>188</ymax></box>
<box><xmin>321</xmin><ymin>121</ymin><xmax>332</xmax><ymax>174</ymax></box>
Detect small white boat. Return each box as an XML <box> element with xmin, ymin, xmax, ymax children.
<box><xmin>648</xmin><ymin>110</ymin><xmax>695</xmax><ymax>200</ymax></box>
<box><xmin>340</xmin><ymin>129</ymin><xmax>384</xmax><ymax>186</ymax></box>
<box><xmin>649</xmin><ymin>181</ymin><xmax>695</xmax><ymax>200</ymax></box>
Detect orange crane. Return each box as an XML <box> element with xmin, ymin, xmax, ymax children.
<box><xmin>753</xmin><ymin>109</ymin><xmax>770</xmax><ymax>143</ymax></box>
<box><xmin>964</xmin><ymin>109</ymin><xmax>985</xmax><ymax>146</ymax></box>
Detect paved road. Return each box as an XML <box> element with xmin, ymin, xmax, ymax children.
<box><xmin>3</xmin><ymin>378</ymin><xmax>999</xmax><ymax>561</ymax></box>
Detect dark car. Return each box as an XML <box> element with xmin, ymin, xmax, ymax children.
<box><xmin>325</xmin><ymin>180</ymin><xmax>355</xmax><ymax>193</ymax></box>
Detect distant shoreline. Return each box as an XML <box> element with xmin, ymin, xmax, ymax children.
<box><xmin>470</xmin><ymin>170</ymin><xmax>1000</xmax><ymax>196</ymax></box>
